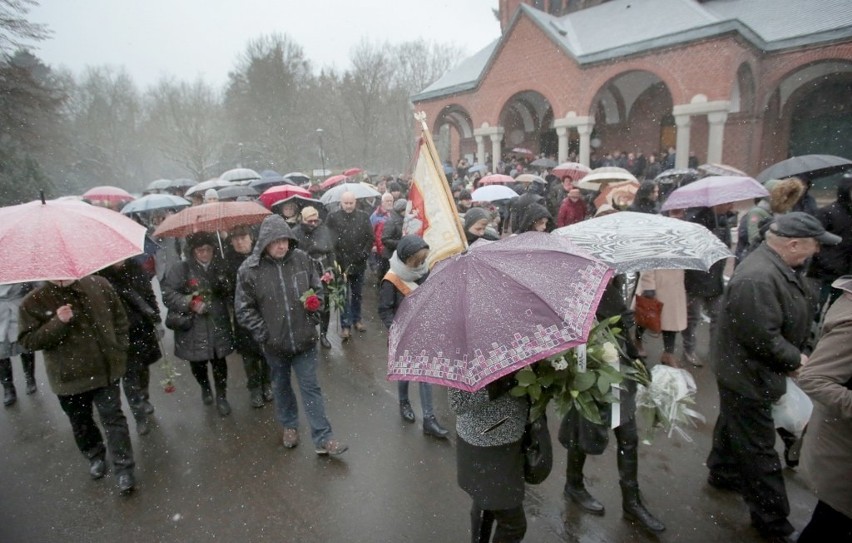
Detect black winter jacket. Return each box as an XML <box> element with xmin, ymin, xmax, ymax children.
<box><xmin>325</xmin><ymin>209</ymin><xmax>374</xmax><ymax>273</ymax></box>
<box><xmin>810</xmin><ymin>176</ymin><xmax>852</xmax><ymax>282</ymax></box>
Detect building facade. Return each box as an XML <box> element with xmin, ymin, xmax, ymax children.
<box><xmin>413</xmin><ymin>0</ymin><xmax>852</xmax><ymax>175</ymax></box>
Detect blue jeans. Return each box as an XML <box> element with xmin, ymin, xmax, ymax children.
<box><xmin>340</xmin><ymin>269</ymin><xmax>365</xmax><ymax>328</ymax></box>
<box><xmin>398</xmin><ymin>381</ymin><xmax>435</xmax><ymax>418</ymax></box>
<box><xmin>264</xmin><ymin>347</ymin><xmax>333</xmax><ymax>447</ymax></box>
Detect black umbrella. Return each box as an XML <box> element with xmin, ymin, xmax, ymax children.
<box><xmin>756</xmin><ymin>154</ymin><xmax>852</xmax><ymax>182</ymax></box>
<box><xmin>249</xmin><ymin>175</ymin><xmax>294</xmax><ymax>192</ymax></box>
<box><xmin>654</xmin><ymin>168</ymin><xmax>699</xmax><ymax>185</ymax></box>
<box><xmin>217</xmin><ymin>185</ymin><xmax>259</xmax><ymax>201</ymax></box>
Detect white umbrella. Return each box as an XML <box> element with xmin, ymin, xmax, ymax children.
<box><xmin>320</xmin><ymin>182</ymin><xmax>381</xmax><ymax>204</ymax></box>
<box><xmin>576</xmin><ymin>167</ymin><xmax>637</xmax><ymax>190</ymax></box>
<box><xmin>121</xmin><ymin>194</ymin><xmax>191</xmax><ymax>215</ymax></box>
<box><xmin>471</xmin><ymin>185</ymin><xmax>519</xmax><ymax>202</ymax></box>
<box><xmin>219</xmin><ymin>168</ymin><xmax>261</xmax><ymax>182</ymax></box>
<box><xmin>184</xmin><ymin>179</ymin><xmax>231</xmax><ymax>197</ymax></box>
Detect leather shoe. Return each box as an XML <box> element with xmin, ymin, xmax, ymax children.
<box><xmin>423</xmin><ymin>416</ymin><xmax>449</xmax><ymax>439</ymax></box>
<box><xmin>262</xmin><ymin>385</ymin><xmax>274</xmax><ymax>403</ymax></box>
<box><xmin>117</xmin><ymin>473</ymin><xmax>136</xmax><ymax>495</ymax></box>
<box><xmin>142</xmin><ymin>399</ymin><xmax>155</xmax><ymax>414</ymax></box>
<box><xmin>136</xmin><ymin>417</ymin><xmax>151</xmax><ymax>436</ymax></box>
<box><xmin>564</xmin><ymin>485</ymin><xmax>605</xmax><ymax>515</ymax></box>
<box><xmin>320</xmin><ymin>334</ymin><xmax>332</xmax><ymax>349</ymax></box>
<box><xmin>354</xmin><ymin>321</ymin><xmax>367</xmax><ymax>332</ymax></box>
<box><xmin>89</xmin><ymin>458</ymin><xmax>107</xmax><ymax>480</ymax></box>
<box><xmin>340</xmin><ymin>328</ymin><xmax>351</xmax><ymax>342</ymax></box>
<box><xmin>660</xmin><ymin>352</ymin><xmax>681</xmax><ymax>368</ymax></box>
<box><xmin>399</xmin><ymin>400</ymin><xmax>415</xmax><ymax>423</ymax></box>
<box><xmin>249</xmin><ymin>389</ymin><xmax>264</xmax><ymax>409</ymax></box>
<box><xmin>3</xmin><ymin>385</ymin><xmax>16</xmax><ymax>407</ymax></box>
<box><xmin>201</xmin><ymin>387</ymin><xmax>214</xmax><ymax>405</ymax></box>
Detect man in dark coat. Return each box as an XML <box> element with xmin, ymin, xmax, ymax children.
<box><xmin>18</xmin><ymin>276</ymin><xmax>137</xmax><ymax>494</ymax></box>
<box><xmin>235</xmin><ymin>215</ymin><xmax>347</xmax><ymax>456</ymax></box>
<box><xmin>707</xmin><ymin>212</ymin><xmax>840</xmax><ymax>540</ymax></box>
<box><xmin>222</xmin><ymin>225</ymin><xmax>270</xmax><ymax>408</ymax></box>
<box><xmin>809</xmin><ymin>172</ymin><xmax>852</xmax><ymax>308</ymax></box>
<box><xmin>292</xmin><ymin>206</ymin><xmax>336</xmax><ymax>349</ymax></box>
<box><xmin>325</xmin><ymin>191</ymin><xmax>374</xmax><ymax>340</ymax></box>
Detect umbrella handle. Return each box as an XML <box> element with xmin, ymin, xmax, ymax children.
<box><xmin>217</xmin><ymin>231</ymin><xmax>225</xmax><ymax>258</ymax></box>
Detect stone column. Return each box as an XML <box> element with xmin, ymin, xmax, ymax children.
<box><xmin>556</xmin><ymin>126</ymin><xmax>569</xmax><ymax>164</ymax></box>
<box><xmin>707</xmin><ymin>111</ymin><xmax>728</xmax><ymax>165</ymax></box>
<box><xmin>674</xmin><ymin>114</ymin><xmax>692</xmax><ymax>169</ymax></box>
<box><xmin>577</xmin><ymin>121</ymin><xmax>595</xmax><ymax>167</ymax></box>
<box><xmin>475</xmin><ymin>135</ymin><xmax>486</xmax><ymax>166</ymax></box>
<box><xmin>490</xmin><ymin>128</ymin><xmax>504</xmax><ymax>173</ymax></box>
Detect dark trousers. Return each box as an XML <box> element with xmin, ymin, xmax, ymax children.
<box><xmin>798</xmin><ymin>500</ymin><xmax>852</xmax><ymax>542</ymax></box>
<box><xmin>122</xmin><ymin>362</ymin><xmax>150</xmax><ymax>420</ymax></box>
<box><xmin>57</xmin><ymin>382</ymin><xmax>135</xmax><ymax>476</ymax></box>
<box><xmin>242</xmin><ymin>352</ymin><xmax>270</xmax><ymax>391</ymax></box>
<box><xmin>0</xmin><ymin>352</ymin><xmax>35</xmax><ymax>386</ymax></box>
<box><xmin>189</xmin><ymin>358</ymin><xmax>228</xmax><ymax>396</ymax></box>
<box><xmin>683</xmin><ymin>293</ymin><xmax>720</xmax><ymax>354</ymax></box>
<box><xmin>471</xmin><ymin>503</ymin><xmax>526</xmax><ymax>543</ymax></box>
<box><xmin>707</xmin><ymin>385</ymin><xmax>792</xmax><ymax>536</ymax></box>
<box><xmin>636</xmin><ymin>328</ymin><xmax>677</xmax><ymax>353</ymax></box>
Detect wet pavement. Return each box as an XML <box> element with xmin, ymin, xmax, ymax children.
<box><xmin>0</xmin><ymin>278</ymin><xmax>817</xmax><ymax>542</ymax></box>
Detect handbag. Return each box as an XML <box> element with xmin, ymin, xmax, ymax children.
<box><xmin>634</xmin><ymin>294</ymin><xmax>663</xmax><ymax>334</ymax></box>
<box><xmin>164</xmin><ymin>309</ymin><xmax>194</xmax><ymax>331</ymax></box>
<box><xmin>522</xmin><ymin>414</ymin><xmax>553</xmax><ymax>485</ymax></box>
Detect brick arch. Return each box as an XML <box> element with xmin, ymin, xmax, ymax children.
<box><xmin>433</xmin><ymin>104</ymin><xmax>475</xmax><ymax>139</ymax></box>
<box><xmin>760</xmin><ymin>49</ymin><xmax>852</xmax><ymax>111</ymax></box>
<box><xmin>480</xmin><ymin>83</ymin><xmax>561</xmax><ymax>127</ymax></box>
<box><xmin>576</xmin><ymin>63</ymin><xmax>682</xmax><ymax>116</ymax></box>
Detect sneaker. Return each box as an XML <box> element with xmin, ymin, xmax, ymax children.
<box><xmin>315</xmin><ymin>439</ymin><xmax>348</xmax><ymax>456</ymax></box>
<box><xmin>282</xmin><ymin>428</ymin><xmax>300</xmax><ymax>448</ymax></box>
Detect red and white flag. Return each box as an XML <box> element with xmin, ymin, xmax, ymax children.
<box><xmin>405</xmin><ymin>113</ymin><xmax>468</xmax><ymax>267</ymax></box>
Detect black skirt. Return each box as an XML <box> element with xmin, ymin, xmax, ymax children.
<box><xmin>456</xmin><ymin>436</ymin><xmax>524</xmax><ymax>510</ymax></box>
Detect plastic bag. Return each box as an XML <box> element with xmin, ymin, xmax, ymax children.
<box><xmin>772</xmin><ymin>377</ymin><xmax>813</xmax><ymax>438</ymax></box>
<box><xmin>635</xmin><ymin>365</ymin><xmax>706</xmax><ymax>444</ymax></box>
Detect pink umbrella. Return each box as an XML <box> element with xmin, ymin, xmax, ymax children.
<box><xmin>553</xmin><ymin>162</ymin><xmax>592</xmax><ymax>182</ymax></box>
<box><xmin>511</xmin><ymin>147</ymin><xmax>534</xmax><ymax>156</ymax></box>
<box><xmin>153</xmin><ymin>201</ymin><xmax>271</xmax><ymax>238</ymax></box>
<box><xmin>661</xmin><ymin>175</ymin><xmax>768</xmax><ymax>211</ymax></box>
<box><xmin>478</xmin><ymin>174</ymin><xmax>516</xmax><ymax>186</ymax></box>
<box><xmin>0</xmin><ymin>198</ymin><xmax>146</xmax><ymax>284</ymax></box>
<box><xmin>342</xmin><ymin>167</ymin><xmax>363</xmax><ymax>177</ymax></box>
<box><xmin>258</xmin><ymin>184</ymin><xmax>312</xmax><ymax>209</ymax></box>
<box><xmin>82</xmin><ymin>185</ymin><xmax>135</xmax><ymax>203</ymax></box>
<box><xmin>320</xmin><ymin>174</ymin><xmax>349</xmax><ymax>190</ymax></box>
<box><xmin>387</xmin><ymin>232</ymin><xmax>613</xmax><ymax>392</ymax></box>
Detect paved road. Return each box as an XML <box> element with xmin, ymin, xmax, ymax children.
<box><xmin>0</xmin><ymin>281</ymin><xmax>817</xmax><ymax>542</ymax></box>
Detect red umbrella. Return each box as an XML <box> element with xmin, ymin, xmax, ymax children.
<box><xmin>478</xmin><ymin>174</ymin><xmax>516</xmax><ymax>186</ymax></box>
<box><xmin>258</xmin><ymin>185</ymin><xmax>312</xmax><ymax>209</ymax></box>
<box><xmin>153</xmin><ymin>201</ymin><xmax>271</xmax><ymax>238</ymax></box>
<box><xmin>342</xmin><ymin>167</ymin><xmax>363</xmax><ymax>177</ymax></box>
<box><xmin>553</xmin><ymin>162</ymin><xmax>592</xmax><ymax>182</ymax></box>
<box><xmin>0</xmin><ymin>198</ymin><xmax>146</xmax><ymax>284</ymax></box>
<box><xmin>320</xmin><ymin>174</ymin><xmax>349</xmax><ymax>190</ymax></box>
<box><xmin>82</xmin><ymin>185</ymin><xmax>135</xmax><ymax>203</ymax></box>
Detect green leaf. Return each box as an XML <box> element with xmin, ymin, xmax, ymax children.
<box><xmin>516</xmin><ymin>368</ymin><xmax>537</xmax><ymax>386</ymax></box>
<box><xmin>531</xmin><ymin>402</ymin><xmax>547</xmax><ymax>421</ymax></box>
<box><xmin>597</xmin><ymin>374</ymin><xmax>611</xmax><ymax>395</ymax></box>
<box><xmin>577</xmin><ymin>393</ymin><xmax>603</xmax><ymax>424</ymax></box>
<box><xmin>539</xmin><ymin>373</ymin><xmax>555</xmax><ymax>387</ymax></box>
<box><xmin>509</xmin><ymin>386</ymin><xmax>527</xmax><ymax>397</ymax></box>
<box><xmin>573</xmin><ymin>371</ymin><xmax>596</xmax><ymax>392</ymax></box>
<box><xmin>528</xmin><ymin>384</ymin><xmax>542</xmax><ymax>401</ymax></box>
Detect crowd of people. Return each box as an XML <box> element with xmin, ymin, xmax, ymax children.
<box><xmin>1</xmin><ymin>158</ymin><xmax>850</xmax><ymax>542</ymax></box>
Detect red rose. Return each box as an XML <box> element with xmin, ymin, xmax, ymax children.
<box><xmin>164</xmin><ymin>384</ymin><xmax>176</xmax><ymax>394</ymax></box>
<box><xmin>187</xmin><ymin>278</ymin><xmax>200</xmax><ymax>288</ymax></box>
<box><xmin>191</xmin><ymin>295</ymin><xmax>203</xmax><ymax>304</ymax></box>
<box><xmin>304</xmin><ymin>294</ymin><xmax>321</xmax><ymax>312</ymax></box>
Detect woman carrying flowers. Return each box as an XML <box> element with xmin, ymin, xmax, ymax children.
<box><xmin>161</xmin><ymin>232</ymin><xmax>234</xmax><ymax>416</ymax></box>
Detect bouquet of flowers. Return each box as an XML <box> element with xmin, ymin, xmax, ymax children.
<box><xmin>319</xmin><ymin>262</ymin><xmax>347</xmax><ymax>314</ymax></box>
<box><xmin>510</xmin><ymin>316</ymin><xmax>651</xmax><ymax>423</ymax></box>
<box><xmin>635</xmin><ymin>364</ymin><xmax>705</xmax><ymax>444</ymax></box>
<box><xmin>159</xmin><ymin>358</ymin><xmax>180</xmax><ymax>393</ymax></box>
<box><xmin>186</xmin><ymin>277</ymin><xmax>211</xmax><ymax>314</ymax></box>
<box><xmin>299</xmin><ymin>289</ymin><xmax>322</xmax><ymax>312</ymax></box>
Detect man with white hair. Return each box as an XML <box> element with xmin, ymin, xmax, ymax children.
<box><xmin>707</xmin><ymin>212</ymin><xmax>841</xmax><ymax>541</ymax></box>
<box><xmin>325</xmin><ymin>191</ymin><xmax>375</xmax><ymax>341</ymax></box>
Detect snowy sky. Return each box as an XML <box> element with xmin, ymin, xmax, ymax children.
<box><xmin>28</xmin><ymin>0</ymin><xmax>501</xmax><ymax>89</ymax></box>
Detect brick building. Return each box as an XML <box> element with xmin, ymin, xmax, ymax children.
<box><xmin>412</xmin><ymin>0</ymin><xmax>852</xmax><ymax>176</ymax></box>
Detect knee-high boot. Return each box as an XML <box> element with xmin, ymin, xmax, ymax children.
<box><xmin>564</xmin><ymin>446</ymin><xmax>605</xmax><ymax>514</ymax></box>
<box><xmin>617</xmin><ymin>433</ymin><xmax>665</xmax><ymax>533</ymax></box>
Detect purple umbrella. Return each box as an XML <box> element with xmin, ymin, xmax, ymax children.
<box><xmin>661</xmin><ymin>175</ymin><xmax>768</xmax><ymax>211</ymax></box>
<box><xmin>387</xmin><ymin>232</ymin><xmax>613</xmax><ymax>392</ymax></box>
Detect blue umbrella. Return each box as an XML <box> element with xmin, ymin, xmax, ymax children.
<box><xmin>468</xmin><ymin>164</ymin><xmax>488</xmax><ymax>174</ymax></box>
<box><xmin>120</xmin><ymin>194</ymin><xmax>191</xmax><ymax>215</ymax></box>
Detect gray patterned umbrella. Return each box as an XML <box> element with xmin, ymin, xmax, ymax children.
<box><xmin>554</xmin><ymin>211</ymin><xmax>732</xmax><ymax>274</ymax></box>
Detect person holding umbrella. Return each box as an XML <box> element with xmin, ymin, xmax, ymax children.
<box><xmin>161</xmin><ymin>232</ymin><xmax>235</xmax><ymax>416</ymax></box>
<box><xmin>18</xmin><ymin>276</ymin><xmax>137</xmax><ymax>495</ymax></box>
<box><xmin>378</xmin><ymin>235</ymin><xmax>449</xmax><ymax>439</ymax></box>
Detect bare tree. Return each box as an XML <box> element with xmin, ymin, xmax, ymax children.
<box><xmin>0</xmin><ymin>0</ymin><xmax>50</xmax><ymax>54</ymax></box>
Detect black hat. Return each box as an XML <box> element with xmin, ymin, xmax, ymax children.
<box><xmin>186</xmin><ymin>231</ymin><xmax>217</xmax><ymax>251</ymax></box>
<box><xmin>396</xmin><ymin>235</ymin><xmax>429</xmax><ymax>263</ymax></box>
<box><xmin>770</xmin><ymin>212</ymin><xmax>841</xmax><ymax>245</ymax></box>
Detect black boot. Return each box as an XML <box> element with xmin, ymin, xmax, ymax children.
<box><xmin>423</xmin><ymin>415</ymin><xmax>449</xmax><ymax>439</ymax></box>
<box><xmin>563</xmin><ymin>447</ymin><xmax>605</xmax><ymax>515</ymax></box>
<box><xmin>618</xmin><ymin>438</ymin><xmax>665</xmax><ymax>533</ymax></box>
<box><xmin>3</xmin><ymin>384</ymin><xmax>16</xmax><ymax>407</ymax></box>
<box><xmin>399</xmin><ymin>400</ymin><xmax>415</xmax><ymax>423</ymax></box>
<box><xmin>201</xmin><ymin>385</ymin><xmax>214</xmax><ymax>405</ymax></box>
<box><xmin>0</xmin><ymin>358</ymin><xmax>15</xmax><ymax>406</ymax></box>
<box><xmin>22</xmin><ymin>353</ymin><xmax>36</xmax><ymax>395</ymax></box>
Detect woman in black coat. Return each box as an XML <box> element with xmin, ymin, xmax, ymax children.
<box><xmin>97</xmin><ymin>258</ymin><xmax>162</xmax><ymax>435</ymax></box>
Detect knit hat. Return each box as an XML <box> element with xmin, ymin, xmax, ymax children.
<box><xmin>396</xmin><ymin>235</ymin><xmax>429</xmax><ymax>263</ymax></box>
<box><xmin>464</xmin><ymin>207</ymin><xmax>491</xmax><ymax>231</ymax></box>
<box><xmin>204</xmin><ymin>188</ymin><xmax>219</xmax><ymax>202</ymax></box>
<box><xmin>393</xmin><ymin>198</ymin><xmax>408</xmax><ymax>214</ymax></box>
<box><xmin>301</xmin><ymin>206</ymin><xmax>319</xmax><ymax>221</ymax></box>
<box><xmin>186</xmin><ymin>231</ymin><xmax>217</xmax><ymax>251</ymax></box>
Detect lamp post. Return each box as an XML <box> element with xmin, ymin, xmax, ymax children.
<box><xmin>237</xmin><ymin>142</ymin><xmax>244</xmax><ymax>168</ymax></box>
<box><xmin>316</xmin><ymin>128</ymin><xmax>326</xmax><ymax>177</ymax></box>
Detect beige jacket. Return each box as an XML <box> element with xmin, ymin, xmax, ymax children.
<box><xmin>634</xmin><ymin>269</ymin><xmax>687</xmax><ymax>332</ymax></box>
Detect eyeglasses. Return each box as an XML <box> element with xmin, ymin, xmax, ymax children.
<box><xmin>304</xmin><ymin>219</ymin><xmax>320</xmax><ymax>224</ymax></box>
